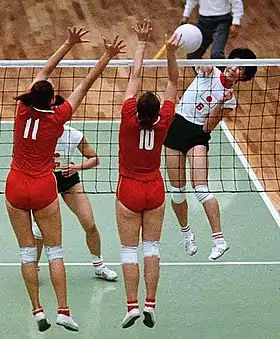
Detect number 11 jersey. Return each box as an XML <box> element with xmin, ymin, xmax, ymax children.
<box><xmin>119</xmin><ymin>98</ymin><xmax>175</xmax><ymax>181</ymax></box>
<box><xmin>11</xmin><ymin>101</ymin><xmax>72</xmax><ymax>178</ymax></box>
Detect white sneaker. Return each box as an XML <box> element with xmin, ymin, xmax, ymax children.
<box><xmin>94</xmin><ymin>265</ymin><xmax>118</xmax><ymax>281</ymax></box>
<box><xmin>34</xmin><ymin>311</ymin><xmax>51</xmax><ymax>332</ymax></box>
<box><xmin>122</xmin><ymin>308</ymin><xmax>140</xmax><ymax>328</ymax></box>
<box><xmin>208</xmin><ymin>239</ymin><xmax>229</xmax><ymax>261</ymax></box>
<box><xmin>56</xmin><ymin>314</ymin><xmax>79</xmax><ymax>332</ymax></box>
<box><xmin>183</xmin><ymin>232</ymin><xmax>198</xmax><ymax>256</ymax></box>
<box><xmin>143</xmin><ymin>307</ymin><xmax>155</xmax><ymax>328</ymax></box>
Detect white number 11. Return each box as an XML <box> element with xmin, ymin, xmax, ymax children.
<box><xmin>23</xmin><ymin>118</ymin><xmax>40</xmax><ymax>140</ymax></box>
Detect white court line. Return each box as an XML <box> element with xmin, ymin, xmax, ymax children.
<box><xmin>220</xmin><ymin>121</ymin><xmax>280</xmax><ymax>228</ymax></box>
<box><xmin>1</xmin><ymin>261</ymin><xmax>280</xmax><ymax>267</ymax></box>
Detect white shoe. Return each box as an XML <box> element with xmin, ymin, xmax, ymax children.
<box><xmin>122</xmin><ymin>308</ymin><xmax>140</xmax><ymax>328</ymax></box>
<box><xmin>56</xmin><ymin>314</ymin><xmax>79</xmax><ymax>332</ymax></box>
<box><xmin>183</xmin><ymin>232</ymin><xmax>198</xmax><ymax>256</ymax></box>
<box><xmin>34</xmin><ymin>311</ymin><xmax>51</xmax><ymax>332</ymax></box>
<box><xmin>94</xmin><ymin>265</ymin><xmax>118</xmax><ymax>281</ymax></box>
<box><xmin>208</xmin><ymin>239</ymin><xmax>229</xmax><ymax>261</ymax></box>
<box><xmin>143</xmin><ymin>307</ymin><xmax>155</xmax><ymax>328</ymax></box>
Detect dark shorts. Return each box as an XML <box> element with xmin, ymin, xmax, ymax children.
<box><xmin>54</xmin><ymin>171</ymin><xmax>80</xmax><ymax>194</ymax></box>
<box><xmin>164</xmin><ymin>114</ymin><xmax>211</xmax><ymax>154</ymax></box>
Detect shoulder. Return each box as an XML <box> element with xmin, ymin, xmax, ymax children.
<box><xmin>122</xmin><ymin>98</ymin><xmax>137</xmax><ymax>113</ymax></box>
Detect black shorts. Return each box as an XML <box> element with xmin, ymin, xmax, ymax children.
<box><xmin>54</xmin><ymin>171</ymin><xmax>80</xmax><ymax>194</ymax></box>
<box><xmin>164</xmin><ymin>114</ymin><xmax>211</xmax><ymax>154</ymax></box>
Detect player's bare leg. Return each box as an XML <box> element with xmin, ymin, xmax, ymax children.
<box><xmin>165</xmin><ymin>147</ymin><xmax>197</xmax><ymax>255</ymax></box>
<box><xmin>188</xmin><ymin>145</ymin><xmax>229</xmax><ymax>260</ymax></box>
<box><xmin>33</xmin><ymin>198</ymin><xmax>79</xmax><ymax>331</ymax></box>
<box><xmin>141</xmin><ymin>202</ymin><xmax>165</xmax><ymax>328</ymax></box>
<box><xmin>5</xmin><ymin>200</ymin><xmax>51</xmax><ymax>332</ymax></box>
<box><xmin>116</xmin><ymin>199</ymin><xmax>141</xmax><ymax>328</ymax></box>
<box><xmin>62</xmin><ymin>183</ymin><xmax>117</xmax><ymax>281</ymax></box>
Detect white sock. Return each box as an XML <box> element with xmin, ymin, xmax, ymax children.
<box><xmin>181</xmin><ymin>224</ymin><xmax>192</xmax><ymax>238</ymax></box>
<box><xmin>92</xmin><ymin>255</ymin><xmax>104</xmax><ymax>270</ymax></box>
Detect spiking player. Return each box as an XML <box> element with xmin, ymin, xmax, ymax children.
<box><xmin>32</xmin><ymin>121</ymin><xmax>118</xmax><ymax>281</ymax></box>
<box><xmin>5</xmin><ymin>27</ymin><xmax>125</xmax><ymax>332</ymax></box>
<box><xmin>164</xmin><ymin>48</ymin><xmax>257</xmax><ymax>260</ymax></box>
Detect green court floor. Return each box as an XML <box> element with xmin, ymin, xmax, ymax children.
<box><xmin>0</xmin><ymin>121</ymin><xmax>280</xmax><ymax>339</ymax></box>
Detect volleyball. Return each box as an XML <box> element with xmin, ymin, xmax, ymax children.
<box><xmin>174</xmin><ymin>24</ymin><xmax>203</xmax><ymax>54</ymax></box>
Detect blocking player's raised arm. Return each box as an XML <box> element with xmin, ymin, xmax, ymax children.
<box><xmin>124</xmin><ymin>19</ymin><xmax>152</xmax><ymax>100</ymax></box>
<box><xmin>28</xmin><ymin>27</ymin><xmax>90</xmax><ymax>90</ymax></box>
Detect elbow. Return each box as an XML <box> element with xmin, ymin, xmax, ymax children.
<box><xmin>95</xmin><ymin>156</ymin><xmax>100</xmax><ymax>167</ymax></box>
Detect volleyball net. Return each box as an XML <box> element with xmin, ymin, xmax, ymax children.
<box><xmin>0</xmin><ymin>59</ymin><xmax>279</xmax><ymax>197</ymax></box>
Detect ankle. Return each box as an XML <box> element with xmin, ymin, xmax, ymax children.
<box><xmin>32</xmin><ymin>307</ymin><xmax>44</xmax><ymax>316</ymax></box>
<box><xmin>212</xmin><ymin>232</ymin><xmax>224</xmax><ymax>242</ymax></box>
<box><xmin>58</xmin><ymin>306</ymin><xmax>70</xmax><ymax>317</ymax></box>
<box><xmin>127</xmin><ymin>300</ymin><xmax>139</xmax><ymax>312</ymax></box>
<box><xmin>181</xmin><ymin>224</ymin><xmax>191</xmax><ymax>237</ymax></box>
<box><xmin>145</xmin><ymin>298</ymin><xmax>156</xmax><ymax>309</ymax></box>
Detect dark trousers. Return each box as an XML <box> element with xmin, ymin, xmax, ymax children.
<box><xmin>188</xmin><ymin>13</ymin><xmax>232</xmax><ymax>60</ymax></box>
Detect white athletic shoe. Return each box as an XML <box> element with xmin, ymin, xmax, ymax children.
<box><xmin>143</xmin><ymin>307</ymin><xmax>155</xmax><ymax>328</ymax></box>
<box><xmin>94</xmin><ymin>265</ymin><xmax>118</xmax><ymax>281</ymax></box>
<box><xmin>208</xmin><ymin>239</ymin><xmax>229</xmax><ymax>261</ymax></box>
<box><xmin>122</xmin><ymin>308</ymin><xmax>140</xmax><ymax>328</ymax></box>
<box><xmin>34</xmin><ymin>311</ymin><xmax>51</xmax><ymax>332</ymax></box>
<box><xmin>56</xmin><ymin>314</ymin><xmax>79</xmax><ymax>332</ymax></box>
<box><xmin>183</xmin><ymin>232</ymin><xmax>198</xmax><ymax>256</ymax></box>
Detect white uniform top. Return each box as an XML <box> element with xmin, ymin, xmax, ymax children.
<box><xmin>176</xmin><ymin>67</ymin><xmax>237</xmax><ymax>125</ymax></box>
<box><xmin>54</xmin><ymin>125</ymin><xmax>84</xmax><ymax>171</ymax></box>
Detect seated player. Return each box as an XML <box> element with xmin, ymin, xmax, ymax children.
<box><xmin>164</xmin><ymin>48</ymin><xmax>257</xmax><ymax>260</ymax></box>
<box><xmin>32</xmin><ymin>119</ymin><xmax>117</xmax><ymax>281</ymax></box>
<box><xmin>116</xmin><ymin>20</ymin><xmax>181</xmax><ymax>329</ymax></box>
<box><xmin>5</xmin><ymin>27</ymin><xmax>125</xmax><ymax>332</ymax></box>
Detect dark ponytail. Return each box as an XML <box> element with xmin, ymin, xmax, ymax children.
<box><xmin>14</xmin><ymin>80</ymin><xmax>54</xmax><ymax>110</ymax></box>
<box><xmin>137</xmin><ymin>91</ymin><xmax>160</xmax><ymax>130</ymax></box>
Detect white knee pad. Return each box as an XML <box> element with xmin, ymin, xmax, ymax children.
<box><xmin>142</xmin><ymin>241</ymin><xmax>160</xmax><ymax>258</ymax></box>
<box><xmin>195</xmin><ymin>185</ymin><xmax>214</xmax><ymax>204</ymax></box>
<box><xmin>32</xmin><ymin>222</ymin><xmax>42</xmax><ymax>240</ymax></box>
<box><xmin>171</xmin><ymin>185</ymin><xmax>186</xmax><ymax>204</ymax></box>
<box><xmin>19</xmin><ymin>246</ymin><xmax>37</xmax><ymax>264</ymax></box>
<box><xmin>44</xmin><ymin>246</ymin><xmax>63</xmax><ymax>262</ymax></box>
<box><xmin>120</xmin><ymin>245</ymin><xmax>138</xmax><ymax>264</ymax></box>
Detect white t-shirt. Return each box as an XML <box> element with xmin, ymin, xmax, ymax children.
<box><xmin>54</xmin><ymin>125</ymin><xmax>84</xmax><ymax>171</ymax></box>
<box><xmin>176</xmin><ymin>67</ymin><xmax>237</xmax><ymax>125</ymax></box>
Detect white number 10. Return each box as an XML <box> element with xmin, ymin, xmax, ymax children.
<box><xmin>23</xmin><ymin>118</ymin><xmax>40</xmax><ymax>140</ymax></box>
<box><xmin>139</xmin><ymin>129</ymin><xmax>155</xmax><ymax>150</ymax></box>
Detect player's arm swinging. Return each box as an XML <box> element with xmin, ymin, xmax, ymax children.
<box><xmin>61</xmin><ymin>138</ymin><xmax>99</xmax><ymax>177</ymax></box>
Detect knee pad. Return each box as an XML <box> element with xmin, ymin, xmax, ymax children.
<box><xmin>19</xmin><ymin>246</ymin><xmax>37</xmax><ymax>264</ymax></box>
<box><xmin>120</xmin><ymin>245</ymin><xmax>138</xmax><ymax>264</ymax></box>
<box><xmin>171</xmin><ymin>185</ymin><xmax>186</xmax><ymax>204</ymax></box>
<box><xmin>44</xmin><ymin>246</ymin><xmax>63</xmax><ymax>262</ymax></box>
<box><xmin>195</xmin><ymin>185</ymin><xmax>214</xmax><ymax>204</ymax></box>
<box><xmin>32</xmin><ymin>222</ymin><xmax>42</xmax><ymax>240</ymax></box>
<box><xmin>142</xmin><ymin>241</ymin><xmax>160</xmax><ymax>258</ymax></box>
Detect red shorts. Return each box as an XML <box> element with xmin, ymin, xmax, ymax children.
<box><xmin>5</xmin><ymin>170</ymin><xmax>58</xmax><ymax>210</ymax></box>
<box><xmin>116</xmin><ymin>175</ymin><xmax>165</xmax><ymax>212</ymax></box>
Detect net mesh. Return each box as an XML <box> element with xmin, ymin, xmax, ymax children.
<box><xmin>0</xmin><ymin>62</ymin><xmax>279</xmax><ymax>199</ymax></box>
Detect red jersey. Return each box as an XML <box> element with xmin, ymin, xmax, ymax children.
<box><xmin>11</xmin><ymin>101</ymin><xmax>72</xmax><ymax>178</ymax></box>
<box><xmin>119</xmin><ymin>98</ymin><xmax>175</xmax><ymax>181</ymax></box>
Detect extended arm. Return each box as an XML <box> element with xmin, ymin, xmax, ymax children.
<box><xmin>124</xmin><ymin>19</ymin><xmax>152</xmax><ymax>100</ymax></box>
<box><xmin>229</xmin><ymin>0</ymin><xmax>244</xmax><ymax>38</ymax></box>
<box><xmin>28</xmin><ymin>27</ymin><xmax>89</xmax><ymax>90</ymax></box>
<box><xmin>180</xmin><ymin>0</ymin><xmax>198</xmax><ymax>25</ymax></box>
<box><xmin>67</xmin><ymin>35</ymin><xmax>126</xmax><ymax>113</ymax></box>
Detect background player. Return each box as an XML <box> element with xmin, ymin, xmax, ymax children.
<box><xmin>164</xmin><ymin>48</ymin><xmax>257</xmax><ymax>261</ymax></box>
<box><xmin>32</xmin><ymin>122</ymin><xmax>118</xmax><ymax>281</ymax></box>
<box><xmin>116</xmin><ymin>20</ymin><xmax>181</xmax><ymax>329</ymax></box>
<box><xmin>5</xmin><ymin>27</ymin><xmax>125</xmax><ymax>332</ymax></box>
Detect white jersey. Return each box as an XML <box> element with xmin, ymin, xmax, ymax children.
<box><xmin>54</xmin><ymin>125</ymin><xmax>84</xmax><ymax>171</ymax></box>
<box><xmin>176</xmin><ymin>67</ymin><xmax>237</xmax><ymax>125</ymax></box>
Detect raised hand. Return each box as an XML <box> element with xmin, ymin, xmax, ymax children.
<box><xmin>165</xmin><ymin>33</ymin><xmax>182</xmax><ymax>53</ymax></box>
<box><xmin>103</xmin><ymin>34</ymin><xmax>126</xmax><ymax>58</ymax></box>
<box><xmin>132</xmin><ymin>19</ymin><xmax>152</xmax><ymax>42</ymax></box>
<box><xmin>67</xmin><ymin>26</ymin><xmax>90</xmax><ymax>45</ymax></box>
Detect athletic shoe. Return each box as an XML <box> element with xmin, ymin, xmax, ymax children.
<box><xmin>143</xmin><ymin>307</ymin><xmax>155</xmax><ymax>328</ymax></box>
<box><xmin>121</xmin><ymin>308</ymin><xmax>140</xmax><ymax>328</ymax></box>
<box><xmin>208</xmin><ymin>239</ymin><xmax>229</xmax><ymax>261</ymax></box>
<box><xmin>184</xmin><ymin>232</ymin><xmax>198</xmax><ymax>256</ymax></box>
<box><xmin>56</xmin><ymin>314</ymin><xmax>79</xmax><ymax>332</ymax></box>
<box><xmin>33</xmin><ymin>310</ymin><xmax>51</xmax><ymax>332</ymax></box>
<box><xmin>94</xmin><ymin>265</ymin><xmax>118</xmax><ymax>281</ymax></box>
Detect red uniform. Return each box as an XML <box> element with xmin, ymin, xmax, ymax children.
<box><xmin>5</xmin><ymin>101</ymin><xmax>72</xmax><ymax>210</ymax></box>
<box><xmin>117</xmin><ymin>97</ymin><xmax>175</xmax><ymax>212</ymax></box>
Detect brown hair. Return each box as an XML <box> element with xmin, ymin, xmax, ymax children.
<box><xmin>137</xmin><ymin>91</ymin><xmax>160</xmax><ymax>129</ymax></box>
